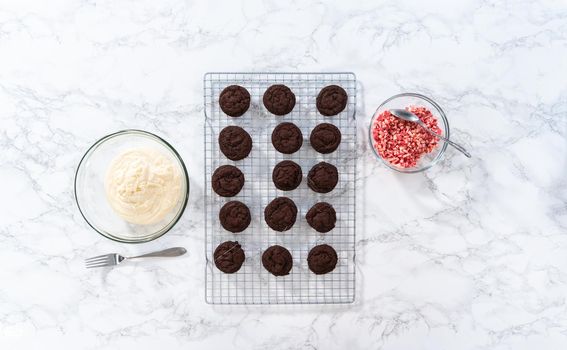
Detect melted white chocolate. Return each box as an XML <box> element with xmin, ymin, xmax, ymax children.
<box><xmin>105</xmin><ymin>148</ymin><xmax>182</xmax><ymax>225</ymax></box>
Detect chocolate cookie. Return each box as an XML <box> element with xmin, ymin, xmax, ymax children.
<box><xmin>307</xmin><ymin>244</ymin><xmax>338</xmax><ymax>275</ymax></box>
<box><xmin>218</xmin><ymin>126</ymin><xmax>252</xmax><ymax>160</ymax></box>
<box><xmin>310</xmin><ymin>123</ymin><xmax>341</xmax><ymax>154</ymax></box>
<box><xmin>219</xmin><ymin>85</ymin><xmax>250</xmax><ymax>117</ymax></box>
<box><xmin>262</xmin><ymin>245</ymin><xmax>293</xmax><ymax>276</ymax></box>
<box><xmin>306</xmin><ymin>202</ymin><xmax>336</xmax><ymax>233</ymax></box>
<box><xmin>272</xmin><ymin>160</ymin><xmax>302</xmax><ymax>191</ymax></box>
<box><xmin>307</xmin><ymin>162</ymin><xmax>338</xmax><ymax>193</ymax></box>
<box><xmin>263</xmin><ymin>84</ymin><xmax>296</xmax><ymax>115</ymax></box>
<box><xmin>219</xmin><ymin>201</ymin><xmax>251</xmax><ymax>233</ymax></box>
<box><xmin>264</xmin><ymin>197</ymin><xmax>297</xmax><ymax>231</ymax></box>
<box><xmin>316</xmin><ymin>85</ymin><xmax>348</xmax><ymax>116</ymax></box>
<box><xmin>272</xmin><ymin>122</ymin><xmax>303</xmax><ymax>154</ymax></box>
<box><xmin>214</xmin><ymin>241</ymin><xmax>245</xmax><ymax>273</ymax></box>
<box><xmin>212</xmin><ymin>165</ymin><xmax>244</xmax><ymax>197</ymax></box>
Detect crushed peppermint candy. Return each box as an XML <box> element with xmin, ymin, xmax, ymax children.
<box><xmin>371</xmin><ymin>106</ymin><xmax>441</xmax><ymax>168</ymax></box>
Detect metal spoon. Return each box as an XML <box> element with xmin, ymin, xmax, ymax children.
<box><xmin>389</xmin><ymin>109</ymin><xmax>471</xmax><ymax>158</ymax></box>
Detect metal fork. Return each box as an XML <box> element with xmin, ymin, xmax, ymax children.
<box><xmin>85</xmin><ymin>247</ymin><xmax>187</xmax><ymax>268</ymax></box>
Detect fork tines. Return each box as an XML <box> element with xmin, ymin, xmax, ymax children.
<box><xmin>85</xmin><ymin>254</ymin><xmax>116</xmax><ymax>268</ymax></box>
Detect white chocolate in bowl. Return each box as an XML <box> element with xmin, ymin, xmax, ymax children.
<box><xmin>105</xmin><ymin>148</ymin><xmax>182</xmax><ymax>226</ymax></box>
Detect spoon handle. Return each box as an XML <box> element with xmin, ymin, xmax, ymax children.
<box><xmin>418</xmin><ymin>122</ymin><xmax>471</xmax><ymax>158</ymax></box>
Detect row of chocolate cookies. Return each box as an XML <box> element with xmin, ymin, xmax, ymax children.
<box><xmin>216</xmin><ymin>197</ymin><xmax>336</xmax><ymax>234</ymax></box>
<box><xmin>211</xmin><ymin>161</ymin><xmax>338</xmax><ymax>198</ymax></box>
<box><xmin>272</xmin><ymin>122</ymin><xmax>341</xmax><ymax>154</ymax></box>
<box><xmin>210</xmin><ymin>166</ymin><xmax>249</xmax><ymax>233</ymax></box>
<box><xmin>214</xmin><ymin>119</ymin><xmax>253</xmax><ymax>235</ymax></box>
<box><xmin>213</xmin><ymin>111</ymin><xmax>252</xmax><ymax>232</ymax></box>
<box><xmin>272</xmin><ymin>161</ymin><xmax>338</xmax><ymax>192</ymax></box>
<box><xmin>220</xmin><ymin>84</ymin><xmax>348</xmax><ymax>117</ymax></box>
<box><xmin>218</xmin><ymin>122</ymin><xmax>341</xmax><ymax>160</ymax></box>
<box><xmin>264</xmin><ymin>197</ymin><xmax>336</xmax><ymax>233</ymax></box>
<box><xmin>214</xmin><ymin>241</ymin><xmax>338</xmax><ymax>276</ymax></box>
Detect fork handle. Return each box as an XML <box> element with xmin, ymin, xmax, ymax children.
<box><xmin>129</xmin><ymin>247</ymin><xmax>187</xmax><ymax>259</ymax></box>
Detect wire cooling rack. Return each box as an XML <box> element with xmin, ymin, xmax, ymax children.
<box><xmin>204</xmin><ymin>72</ymin><xmax>356</xmax><ymax>304</ymax></box>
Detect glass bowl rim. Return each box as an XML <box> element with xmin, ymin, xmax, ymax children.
<box><xmin>74</xmin><ymin>129</ymin><xmax>190</xmax><ymax>244</ymax></box>
<box><xmin>368</xmin><ymin>92</ymin><xmax>450</xmax><ymax>174</ymax></box>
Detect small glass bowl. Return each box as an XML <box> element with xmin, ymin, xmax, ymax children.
<box><xmin>74</xmin><ymin>130</ymin><xmax>189</xmax><ymax>243</ymax></box>
<box><xmin>368</xmin><ymin>93</ymin><xmax>450</xmax><ymax>173</ymax></box>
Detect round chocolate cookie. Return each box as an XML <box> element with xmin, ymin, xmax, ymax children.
<box><xmin>307</xmin><ymin>162</ymin><xmax>338</xmax><ymax>193</ymax></box>
<box><xmin>262</xmin><ymin>245</ymin><xmax>293</xmax><ymax>276</ymax></box>
<box><xmin>263</xmin><ymin>84</ymin><xmax>296</xmax><ymax>115</ymax></box>
<box><xmin>264</xmin><ymin>197</ymin><xmax>297</xmax><ymax>231</ymax></box>
<box><xmin>219</xmin><ymin>85</ymin><xmax>250</xmax><ymax>117</ymax></box>
<box><xmin>212</xmin><ymin>165</ymin><xmax>244</xmax><ymax>197</ymax></box>
<box><xmin>218</xmin><ymin>126</ymin><xmax>252</xmax><ymax>161</ymax></box>
<box><xmin>306</xmin><ymin>202</ymin><xmax>336</xmax><ymax>233</ymax></box>
<box><xmin>272</xmin><ymin>122</ymin><xmax>303</xmax><ymax>154</ymax></box>
<box><xmin>307</xmin><ymin>244</ymin><xmax>338</xmax><ymax>275</ymax></box>
<box><xmin>219</xmin><ymin>201</ymin><xmax>251</xmax><ymax>233</ymax></box>
<box><xmin>310</xmin><ymin>123</ymin><xmax>341</xmax><ymax>154</ymax></box>
<box><xmin>272</xmin><ymin>160</ymin><xmax>302</xmax><ymax>191</ymax></box>
<box><xmin>316</xmin><ymin>85</ymin><xmax>348</xmax><ymax>116</ymax></box>
<box><xmin>214</xmin><ymin>241</ymin><xmax>245</xmax><ymax>273</ymax></box>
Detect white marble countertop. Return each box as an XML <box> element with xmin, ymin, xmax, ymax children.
<box><xmin>1</xmin><ymin>1</ymin><xmax>567</xmax><ymax>349</ymax></box>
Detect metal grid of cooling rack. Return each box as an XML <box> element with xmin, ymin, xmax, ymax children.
<box><xmin>204</xmin><ymin>72</ymin><xmax>356</xmax><ymax>304</ymax></box>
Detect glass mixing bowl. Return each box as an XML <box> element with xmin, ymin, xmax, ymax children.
<box><xmin>368</xmin><ymin>93</ymin><xmax>450</xmax><ymax>173</ymax></box>
<box><xmin>74</xmin><ymin>130</ymin><xmax>189</xmax><ymax>243</ymax></box>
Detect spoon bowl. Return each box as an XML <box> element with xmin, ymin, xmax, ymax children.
<box><xmin>389</xmin><ymin>108</ymin><xmax>420</xmax><ymax>122</ymax></box>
